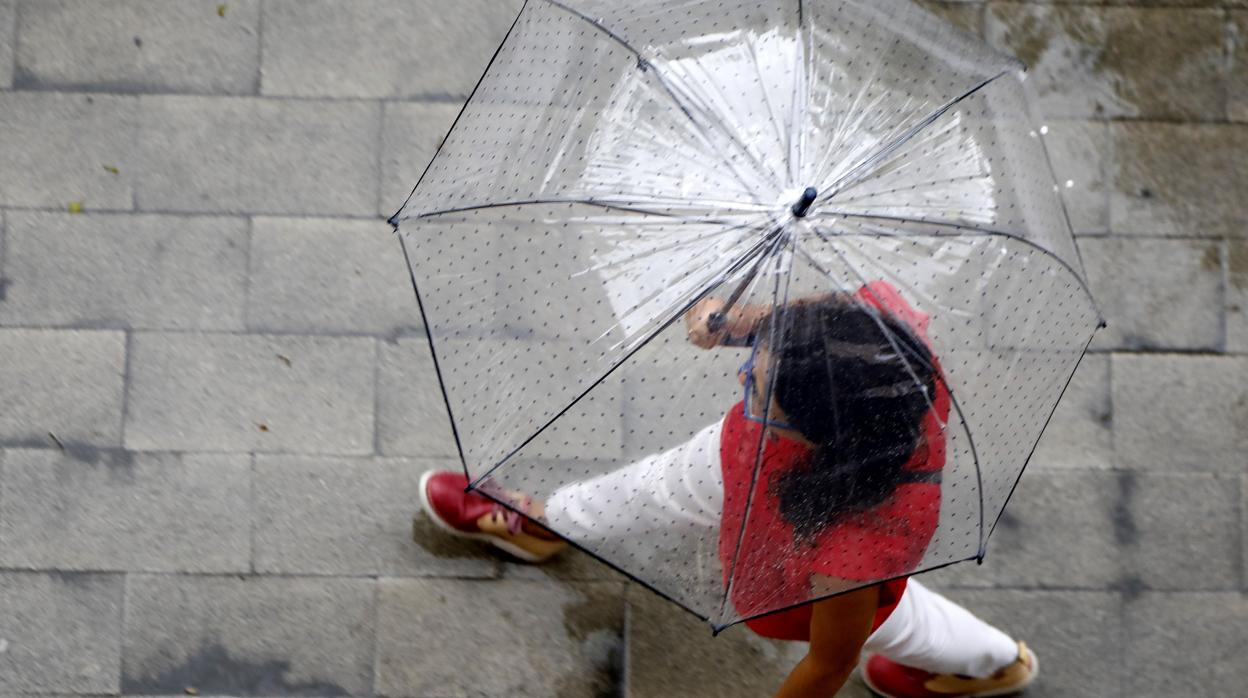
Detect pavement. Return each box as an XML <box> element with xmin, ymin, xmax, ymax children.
<box><xmin>0</xmin><ymin>1</ymin><xmax>1245</xmax><ymax>696</ymax></box>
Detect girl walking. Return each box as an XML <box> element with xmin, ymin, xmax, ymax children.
<box><xmin>419</xmin><ymin>281</ymin><xmax>1037</xmax><ymax>698</ymax></box>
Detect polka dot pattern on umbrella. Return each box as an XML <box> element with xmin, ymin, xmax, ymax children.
<box><xmin>391</xmin><ymin>0</ymin><xmax>1103</xmax><ymax>632</ymax></box>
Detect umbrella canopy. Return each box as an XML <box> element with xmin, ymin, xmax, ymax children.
<box><xmin>390</xmin><ymin>0</ymin><xmax>1103</xmax><ymax>632</ymax></box>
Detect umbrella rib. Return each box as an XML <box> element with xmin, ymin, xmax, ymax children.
<box><xmin>812</xmin><ymin>210</ymin><xmax>1104</xmax><ymax>321</ymax></box>
<box><xmin>467</xmin><ymin>220</ymin><xmax>787</xmax><ymax>489</ymax></box>
<box><xmin>716</xmin><ymin>232</ymin><xmax>800</xmax><ymax>625</ymax></box>
<box><xmin>825</xmin><ymin>173</ymin><xmax>1003</xmax><ymax>206</ymax></box>
<box><xmin>799</xmin><ymin>232</ymin><xmax>939</xmax><ymax>416</ymax></box>
<box><xmin>584</xmin><ymin>216</ymin><xmax>784</xmax><ymax>347</ymax></box>
<box><xmin>578</xmin><ymin>217</ymin><xmax>768</xmax><ymax>278</ymax></box>
<box><xmin>401</xmin><ymin>197</ymin><xmax>755</xmax><ymax>226</ymax></box>
<box><xmin>713</xmin><ymin>552</ymin><xmax>981</xmax><ymax>635</ymax></box>
<box><xmin>395</xmin><ymin>231</ymin><xmax>473</xmax><ymax>481</ymax></box>
<box><xmin>817</xmin><ymin>69</ymin><xmax>1012</xmax><ymax>206</ymax></box>
<box><xmin>587</xmin><ymin>221</ymin><xmax>777</xmax><ymax>341</ymax></box>
<box><xmin>1027</xmin><ymin>105</ymin><xmax>1094</xmax><ymax>284</ymax></box>
<box><xmin>710</xmin><ymin>40</ymin><xmax>785</xmax><ymax>187</ymax></box>
<box><xmin>805</xmin><ymin>226</ymin><xmax>989</xmax><ymax>560</ymax></box>
<box><xmin>792</xmin><ymin>12</ymin><xmax>811</xmax><ymax>185</ymax></box>
<box><xmin>388</xmin><ymin>0</ymin><xmax>531</xmax><ymax>226</ymax></box>
<box><xmin>744</xmin><ymin>35</ymin><xmax>792</xmax><ymax>186</ymax></box>
<box><xmin>982</xmin><ymin>329</ymin><xmax>1100</xmax><ymax>546</ymax></box>
<box><xmin>538</xmin><ymin>0</ymin><xmax>779</xmax><ymax>200</ymax></box>
<box><xmin>470</xmin><ymin>485</ymin><xmax>715</xmax><ymax>625</ymax></box>
<box><xmin>665</xmin><ymin>50</ymin><xmax>786</xmax><ymax>189</ymax></box>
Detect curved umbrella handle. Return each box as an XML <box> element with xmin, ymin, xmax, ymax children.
<box><xmin>706</xmin><ymin>311</ymin><xmax>755</xmax><ymax>347</ymax></box>
<box><xmin>705</xmin><ymin>227</ymin><xmax>785</xmax><ymax>345</ymax></box>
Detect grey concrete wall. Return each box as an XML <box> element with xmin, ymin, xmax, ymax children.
<box><xmin>0</xmin><ymin>1</ymin><xmax>1244</xmax><ymax>696</ymax></box>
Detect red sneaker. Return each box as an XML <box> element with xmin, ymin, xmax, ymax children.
<box><xmin>417</xmin><ymin>470</ymin><xmax>566</xmax><ymax>563</ymax></box>
<box><xmin>862</xmin><ymin>642</ymin><xmax>1037</xmax><ymax>698</ymax></box>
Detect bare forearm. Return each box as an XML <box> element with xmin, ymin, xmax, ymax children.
<box><xmin>724</xmin><ymin>292</ymin><xmax>839</xmax><ymax>339</ymax></box>
<box><xmin>773</xmin><ymin>654</ymin><xmax>855</xmax><ymax>698</ymax></box>
<box><xmin>720</xmin><ymin>303</ymin><xmax>771</xmax><ymax>339</ymax></box>
<box><xmin>685</xmin><ymin>291</ymin><xmax>844</xmax><ymax>348</ymax></box>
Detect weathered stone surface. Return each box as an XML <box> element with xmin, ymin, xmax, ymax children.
<box><xmin>15</xmin><ymin>0</ymin><xmax>260</xmax><ymax>94</ymax></box>
<box><xmin>620</xmin><ymin>333</ymin><xmax>743</xmax><ymax>461</ymax></box>
<box><xmin>260</xmin><ymin>0</ymin><xmax>523</xmax><ymax>98</ymax></box>
<box><xmin>1123</xmin><ymin>593</ymin><xmax>1248</xmax><ymax>697</ymax></box>
<box><xmin>379</xmin><ymin>101</ymin><xmax>460</xmax><ymax>217</ymax></box>
<box><xmin>938</xmin><ymin>587</ymin><xmax>1123</xmax><ymax>697</ymax></box>
<box><xmin>0</xmin><ymin>1</ymin><xmax>14</xmax><ymax>88</ymax></box>
<box><xmin>0</xmin><ymin>329</ymin><xmax>125</xmax><ymax>447</ymax></box>
<box><xmin>375</xmin><ymin>578</ymin><xmax>625</xmax><ymax>697</ymax></box>
<box><xmin>247</xmin><ymin>217</ymin><xmax>420</xmax><ymax>335</ymax></box>
<box><xmin>136</xmin><ymin>96</ymin><xmax>380</xmax><ymax>215</ymax></box>
<box><xmin>1080</xmin><ymin>237</ymin><xmax>1222</xmax><ymax>351</ymax></box>
<box><xmin>916</xmin><ymin>1</ymin><xmax>985</xmax><ymax>37</ymax></box>
<box><xmin>1113</xmin><ymin>354</ymin><xmax>1248</xmax><ymax>474</ymax></box>
<box><xmin>1110</xmin><ymin>122</ymin><xmax>1248</xmax><ymax>238</ymax></box>
<box><xmin>0</xmin><ymin>449</ymin><xmax>250</xmax><ymax>572</ymax></box>
<box><xmin>121</xmin><ymin>574</ymin><xmax>375</xmax><ymax>695</ymax></box>
<box><xmin>507</xmin><ymin>372</ymin><xmax>625</xmax><ymax>463</ymax></box>
<box><xmin>1029</xmin><ymin>352</ymin><xmax>1112</xmax><ymax>470</ymax></box>
<box><xmin>985</xmin><ymin>4</ymin><xmax>1225</xmax><ymax>120</ymax></box>
<box><xmin>254</xmin><ymin>454</ymin><xmax>500</xmax><ymax>577</ymax></box>
<box><xmin>376</xmin><ymin>336</ymin><xmax>460</xmax><ymax>458</ymax></box>
<box><xmin>1125</xmin><ymin>473</ymin><xmax>1240</xmax><ymax>591</ymax></box>
<box><xmin>125</xmin><ymin>333</ymin><xmax>375</xmax><ymax>454</ymax></box>
<box><xmin>501</xmin><ymin>545</ymin><xmax>629</xmax><ymax>583</ymax></box>
<box><xmin>0</xmin><ymin>572</ymin><xmax>123</xmax><ymax>694</ymax></box>
<box><xmin>1230</xmin><ymin>239</ymin><xmax>1248</xmax><ymax>353</ymax></box>
<box><xmin>929</xmin><ymin>470</ymin><xmax>1125</xmax><ymax>588</ymax></box>
<box><xmin>1044</xmin><ymin>120</ymin><xmax>1109</xmax><ymax>234</ymax></box>
<box><xmin>0</xmin><ymin>92</ymin><xmax>138</xmax><ymax>210</ymax></box>
<box><xmin>1231</xmin><ymin>11</ymin><xmax>1248</xmax><ymax>122</ymax></box>
<box><xmin>0</xmin><ymin>211</ymin><xmax>247</xmax><ymax>331</ymax></box>
<box><xmin>0</xmin><ymin>3</ymin><xmax>1240</xmax><ymax>693</ymax></box>
<box><xmin>626</xmin><ymin>584</ymin><xmax>879</xmax><ymax>698</ymax></box>
<box><xmin>427</xmin><ymin>337</ymin><xmax>626</xmax><ymax>464</ymax></box>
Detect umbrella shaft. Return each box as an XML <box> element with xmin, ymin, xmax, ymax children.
<box><xmin>708</xmin><ymin>229</ymin><xmax>787</xmax><ymax>342</ymax></box>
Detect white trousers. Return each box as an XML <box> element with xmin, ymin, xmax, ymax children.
<box><xmin>864</xmin><ymin>578</ymin><xmax>1018</xmax><ymax>677</ymax></box>
<box><xmin>544</xmin><ymin>420</ymin><xmax>1018</xmax><ymax>678</ymax></box>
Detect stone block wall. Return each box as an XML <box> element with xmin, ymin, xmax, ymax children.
<box><xmin>0</xmin><ymin>1</ymin><xmax>1243</xmax><ymax>696</ymax></box>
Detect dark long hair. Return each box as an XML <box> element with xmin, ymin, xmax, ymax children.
<box><xmin>757</xmin><ymin>296</ymin><xmax>938</xmax><ymax>542</ymax></box>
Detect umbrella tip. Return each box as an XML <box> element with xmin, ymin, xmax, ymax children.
<box><xmin>791</xmin><ymin>187</ymin><xmax>817</xmax><ymax>218</ymax></box>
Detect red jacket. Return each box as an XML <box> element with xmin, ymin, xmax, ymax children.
<box><xmin>716</xmin><ymin>281</ymin><xmax>950</xmax><ymax>640</ymax></box>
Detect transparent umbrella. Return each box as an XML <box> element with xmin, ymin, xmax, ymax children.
<box><xmin>389</xmin><ymin>0</ymin><xmax>1104</xmax><ymax>633</ymax></box>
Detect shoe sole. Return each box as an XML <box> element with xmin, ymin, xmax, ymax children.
<box><xmin>860</xmin><ymin>651</ymin><xmax>1039</xmax><ymax>698</ymax></box>
<box><xmin>417</xmin><ymin>470</ymin><xmax>546</xmax><ymax>564</ymax></box>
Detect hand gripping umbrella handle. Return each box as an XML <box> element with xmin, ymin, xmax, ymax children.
<box><xmin>707</xmin><ymin>311</ymin><xmax>754</xmax><ymax>347</ymax></box>
<box><xmin>707</xmin><ymin>286</ymin><xmax>748</xmax><ymax>335</ymax></box>
<box><xmin>706</xmin><ymin>249</ymin><xmax>771</xmax><ymax>346</ymax></box>
<box><xmin>706</xmin><ymin>311</ymin><xmax>729</xmax><ymax>334</ymax></box>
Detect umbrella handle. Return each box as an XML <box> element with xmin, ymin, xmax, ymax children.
<box><xmin>702</xmin><ymin>225</ymin><xmax>785</xmax><ymax>346</ymax></box>
<box><xmin>707</xmin><ymin>311</ymin><xmax>755</xmax><ymax>347</ymax></box>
